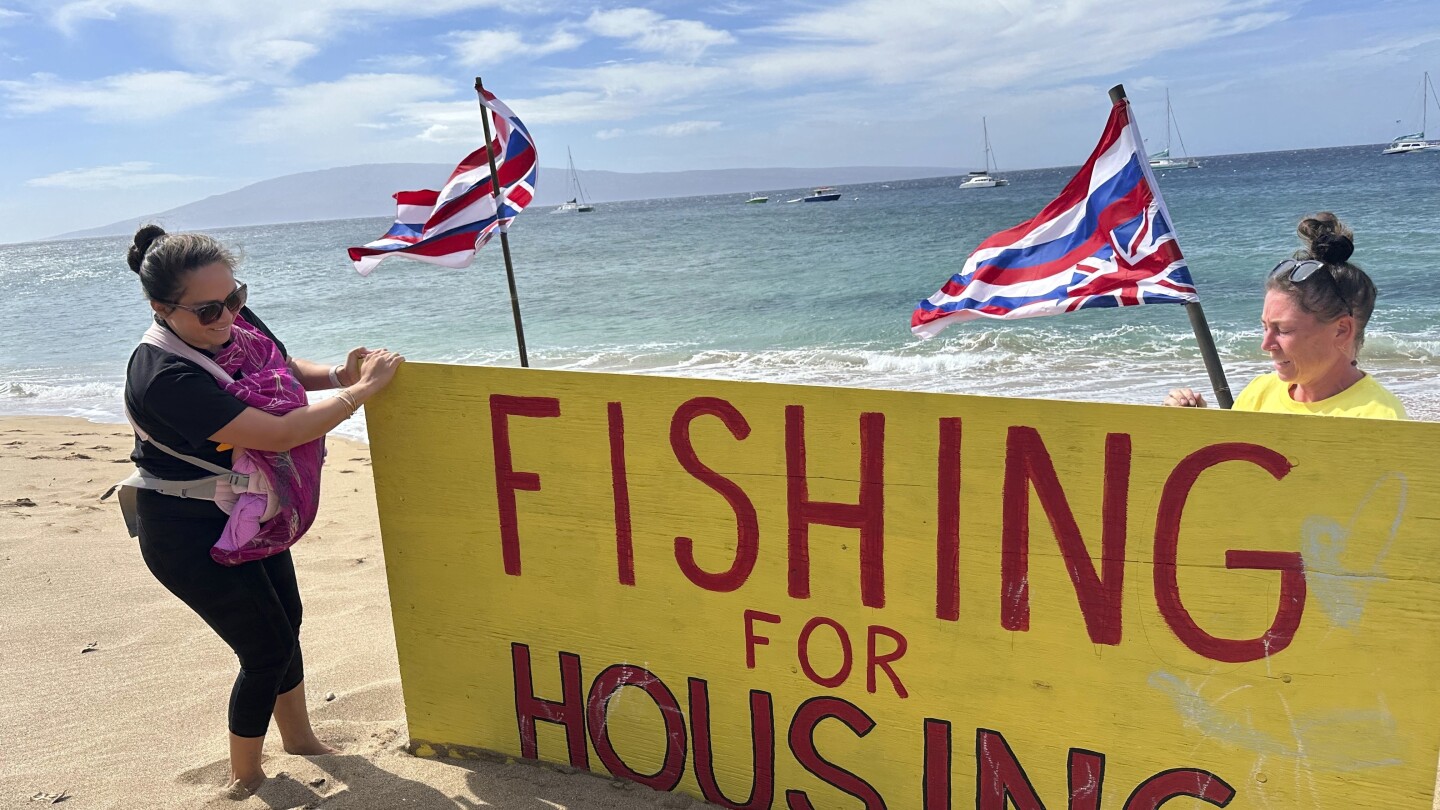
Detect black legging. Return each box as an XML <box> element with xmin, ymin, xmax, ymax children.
<box><xmin>135</xmin><ymin>488</ymin><xmax>305</xmax><ymax>738</ymax></box>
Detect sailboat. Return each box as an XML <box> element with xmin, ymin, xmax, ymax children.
<box><xmin>1382</xmin><ymin>72</ymin><xmax>1440</xmax><ymax>155</ymax></box>
<box><xmin>554</xmin><ymin>147</ymin><xmax>595</xmax><ymax>212</ymax></box>
<box><xmin>1147</xmin><ymin>90</ymin><xmax>1200</xmax><ymax>170</ymax></box>
<box><xmin>959</xmin><ymin>117</ymin><xmax>1009</xmax><ymax>188</ymax></box>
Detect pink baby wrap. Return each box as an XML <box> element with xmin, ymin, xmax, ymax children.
<box><xmin>206</xmin><ymin>314</ymin><xmax>325</xmax><ymax>565</ymax></box>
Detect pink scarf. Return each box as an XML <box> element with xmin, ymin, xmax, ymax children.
<box><xmin>207</xmin><ymin>314</ymin><xmax>324</xmax><ymax>565</ymax></box>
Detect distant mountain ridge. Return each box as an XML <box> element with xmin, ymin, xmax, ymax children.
<box><xmin>51</xmin><ymin>163</ymin><xmax>964</xmax><ymax>241</ymax></box>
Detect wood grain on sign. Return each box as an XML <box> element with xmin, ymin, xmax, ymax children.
<box><xmin>367</xmin><ymin>362</ymin><xmax>1440</xmax><ymax>809</ymax></box>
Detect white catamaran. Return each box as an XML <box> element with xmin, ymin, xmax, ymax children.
<box><xmin>959</xmin><ymin>117</ymin><xmax>1009</xmax><ymax>188</ymax></box>
<box><xmin>555</xmin><ymin>147</ymin><xmax>595</xmax><ymax>212</ymax></box>
<box><xmin>1148</xmin><ymin>90</ymin><xmax>1200</xmax><ymax>170</ymax></box>
<box><xmin>1382</xmin><ymin>72</ymin><xmax>1440</xmax><ymax>155</ymax></box>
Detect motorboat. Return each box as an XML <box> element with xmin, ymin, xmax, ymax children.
<box><xmin>1147</xmin><ymin>90</ymin><xmax>1201</xmax><ymax>169</ymax></box>
<box><xmin>802</xmin><ymin>186</ymin><xmax>841</xmax><ymax>202</ymax></box>
<box><xmin>745</xmin><ymin>194</ymin><xmax>769</xmax><ymax>203</ymax></box>
<box><xmin>960</xmin><ymin>117</ymin><xmax>1009</xmax><ymax>188</ymax></box>
<box><xmin>1382</xmin><ymin>72</ymin><xmax>1440</xmax><ymax>155</ymax></box>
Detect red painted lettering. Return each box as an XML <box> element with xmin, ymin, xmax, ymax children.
<box><xmin>671</xmin><ymin>397</ymin><xmax>760</xmax><ymax>592</ymax></box>
<box><xmin>976</xmin><ymin>728</ymin><xmax>1045</xmax><ymax>810</ymax></box>
<box><xmin>586</xmin><ymin>664</ymin><xmax>687</xmax><ymax>792</ymax></box>
<box><xmin>786</xmin><ymin>406</ymin><xmax>887</xmax><ymax>607</ymax></box>
<box><xmin>1069</xmin><ymin>749</ymin><xmax>1105</xmax><ymax>810</ymax></box>
<box><xmin>1001</xmin><ymin>428</ymin><xmax>1130</xmax><ymax>645</ymax></box>
<box><xmin>923</xmin><ymin>719</ymin><xmax>951</xmax><ymax>810</ymax></box>
<box><xmin>866</xmin><ymin>624</ymin><xmax>908</xmax><ymax>698</ymax></box>
<box><xmin>1154</xmin><ymin>443</ymin><xmax>1304</xmax><ymax>663</ymax></box>
<box><xmin>688</xmin><ymin>679</ymin><xmax>776</xmax><ymax>809</ymax></box>
<box><xmin>1123</xmin><ymin>768</ymin><xmax>1236</xmax><ymax>808</ymax></box>
<box><xmin>785</xmin><ymin>697</ymin><xmax>885</xmax><ymax>810</ymax></box>
<box><xmin>797</xmin><ymin>616</ymin><xmax>853</xmax><ymax>689</ymax></box>
<box><xmin>510</xmin><ymin>643</ymin><xmax>588</xmax><ymax>768</ymax></box>
<box><xmin>743</xmin><ymin>609</ymin><xmax>782</xmax><ymax>669</ymax></box>
<box><xmin>936</xmin><ymin>417</ymin><xmax>963</xmax><ymax>621</ymax></box>
<box><xmin>490</xmin><ymin>395</ymin><xmax>561</xmax><ymax>576</ymax></box>
<box><xmin>608</xmin><ymin>402</ymin><xmax>635</xmax><ymax>586</ymax></box>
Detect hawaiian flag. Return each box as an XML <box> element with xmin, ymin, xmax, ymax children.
<box><xmin>347</xmin><ymin>88</ymin><xmax>537</xmax><ymax>276</ymax></box>
<box><xmin>911</xmin><ymin>98</ymin><xmax>1198</xmax><ymax>338</ymax></box>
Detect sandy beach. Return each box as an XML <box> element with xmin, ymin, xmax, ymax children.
<box><xmin>0</xmin><ymin>415</ymin><xmax>709</xmax><ymax>810</ymax></box>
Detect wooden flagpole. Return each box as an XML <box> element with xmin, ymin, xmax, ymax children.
<box><xmin>1108</xmin><ymin>84</ymin><xmax>1233</xmax><ymax>409</ymax></box>
<box><xmin>475</xmin><ymin>76</ymin><xmax>530</xmax><ymax>368</ymax></box>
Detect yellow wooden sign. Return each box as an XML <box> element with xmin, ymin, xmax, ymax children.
<box><xmin>367</xmin><ymin>362</ymin><xmax>1440</xmax><ymax>808</ymax></box>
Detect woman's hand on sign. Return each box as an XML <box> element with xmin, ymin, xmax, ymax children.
<box><xmin>340</xmin><ymin>346</ymin><xmax>372</xmax><ymax>386</ymax></box>
<box><xmin>1163</xmin><ymin>387</ymin><xmax>1208</xmax><ymax>408</ymax></box>
<box><xmin>356</xmin><ymin>348</ymin><xmax>404</xmax><ymax>393</ymax></box>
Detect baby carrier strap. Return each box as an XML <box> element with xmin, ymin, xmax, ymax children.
<box><xmin>103</xmin><ymin>323</ymin><xmax>252</xmax><ymax>537</ymax></box>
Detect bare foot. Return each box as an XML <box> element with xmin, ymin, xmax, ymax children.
<box><xmin>283</xmin><ymin>738</ymin><xmax>339</xmax><ymax>756</ymax></box>
<box><xmin>223</xmin><ymin>775</ymin><xmax>264</xmax><ymax>800</ymax></box>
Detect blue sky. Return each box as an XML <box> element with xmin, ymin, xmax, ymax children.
<box><xmin>0</xmin><ymin>0</ymin><xmax>1436</xmax><ymax>243</ymax></box>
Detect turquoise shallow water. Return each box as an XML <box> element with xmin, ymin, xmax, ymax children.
<box><xmin>2</xmin><ymin>142</ymin><xmax>1438</xmax><ymax>438</ymax></box>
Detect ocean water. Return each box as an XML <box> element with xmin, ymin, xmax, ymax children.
<box><xmin>2</xmin><ymin>143</ymin><xmax>1438</xmax><ymax>440</ymax></box>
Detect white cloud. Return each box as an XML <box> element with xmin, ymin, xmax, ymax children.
<box><xmin>26</xmin><ymin>161</ymin><xmax>206</xmax><ymax>188</ymax></box>
<box><xmin>585</xmin><ymin>8</ymin><xmax>735</xmax><ymax>60</ymax></box>
<box><xmin>703</xmin><ymin>2</ymin><xmax>761</xmax><ymax>17</ymax></box>
<box><xmin>448</xmin><ymin>27</ymin><xmax>584</xmax><ymax>68</ymax></box>
<box><xmin>537</xmin><ymin>62</ymin><xmax>732</xmax><ymax>120</ymax></box>
<box><xmin>595</xmin><ymin>128</ymin><xmax>625</xmax><ymax>139</ymax></box>
<box><xmin>398</xmin><ymin>99</ymin><xmax>490</xmax><ymax>144</ymax></box>
<box><xmin>0</xmin><ymin>70</ymin><xmax>248</xmax><ymax>119</ymax></box>
<box><xmin>646</xmin><ymin>120</ymin><xmax>720</xmax><ymax>137</ymax></box>
<box><xmin>52</xmin><ymin>0</ymin><xmax>114</xmax><ymax>31</ymax></box>
<box><xmin>48</xmin><ymin>0</ymin><xmax>513</xmax><ymax>78</ymax></box>
<box><xmin>503</xmin><ymin>89</ymin><xmax>652</xmax><ymax>124</ymax></box>
<box><xmin>0</xmin><ymin>7</ymin><xmax>27</xmax><ymax>24</ymax></box>
<box><xmin>508</xmin><ymin>0</ymin><xmax>1290</xmax><ymax>132</ymax></box>
<box><xmin>237</xmin><ymin>72</ymin><xmax>517</xmax><ymax>162</ymax></box>
<box><xmin>358</xmin><ymin>54</ymin><xmax>434</xmax><ymax>71</ymax></box>
<box><xmin>747</xmin><ymin>0</ymin><xmax>1290</xmax><ymax>93</ymax></box>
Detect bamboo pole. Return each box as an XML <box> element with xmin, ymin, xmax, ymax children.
<box><xmin>1109</xmin><ymin>84</ymin><xmax>1233</xmax><ymax>408</ymax></box>
<box><xmin>475</xmin><ymin>77</ymin><xmax>530</xmax><ymax>368</ymax></box>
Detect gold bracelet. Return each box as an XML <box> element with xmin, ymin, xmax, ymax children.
<box><xmin>336</xmin><ymin>389</ymin><xmax>359</xmax><ymax>417</ymax></box>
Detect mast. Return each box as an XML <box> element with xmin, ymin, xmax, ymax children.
<box><xmin>567</xmin><ymin>147</ymin><xmax>590</xmax><ymax>205</ymax></box>
<box><xmin>567</xmin><ymin>147</ymin><xmax>577</xmax><ymax>203</ymax></box>
<box><xmin>982</xmin><ymin>117</ymin><xmax>994</xmax><ymax>173</ymax></box>
<box><xmin>1165</xmin><ymin>89</ymin><xmax>1174</xmax><ymax>155</ymax></box>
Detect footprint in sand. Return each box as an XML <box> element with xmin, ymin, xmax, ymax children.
<box><xmin>179</xmin><ymin>759</ymin><xmax>325</xmax><ymax>803</ymax></box>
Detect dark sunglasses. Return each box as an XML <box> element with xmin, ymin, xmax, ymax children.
<box><xmin>1271</xmin><ymin>259</ymin><xmax>1351</xmax><ymax>316</ymax></box>
<box><xmin>164</xmin><ymin>282</ymin><xmax>247</xmax><ymax>325</ymax></box>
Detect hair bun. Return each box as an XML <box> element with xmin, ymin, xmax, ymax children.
<box><xmin>1313</xmin><ymin>233</ymin><xmax>1354</xmax><ymax>265</ymax></box>
<box><xmin>126</xmin><ymin>224</ymin><xmax>168</xmax><ymax>274</ymax></box>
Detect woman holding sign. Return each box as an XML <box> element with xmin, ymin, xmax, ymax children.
<box><xmin>1165</xmin><ymin>213</ymin><xmax>1406</xmax><ymax>419</ymax></box>
<box><xmin>119</xmin><ymin>225</ymin><xmax>403</xmax><ymax>796</ymax></box>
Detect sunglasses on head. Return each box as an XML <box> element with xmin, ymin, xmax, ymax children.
<box><xmin>1271</xmin><ymin>259</ymin><xmax>1351</xmax><ymax>317</ymax></box>
<box><xmin>164</xmin><ymin>282</ymin><xmax>247</xmax><ymax>325</ymax></box>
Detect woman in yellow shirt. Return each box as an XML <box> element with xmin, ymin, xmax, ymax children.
<box><xmin>1164</xmin><ymin>212</ymin><xmax>1406</xmax><ymax>419</ymax></box>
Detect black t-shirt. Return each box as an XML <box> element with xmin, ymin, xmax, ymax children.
<box><xmin>125</xmin><ymin>307</ymin><xmax>288</xmax><ymax>480</ymax></box>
